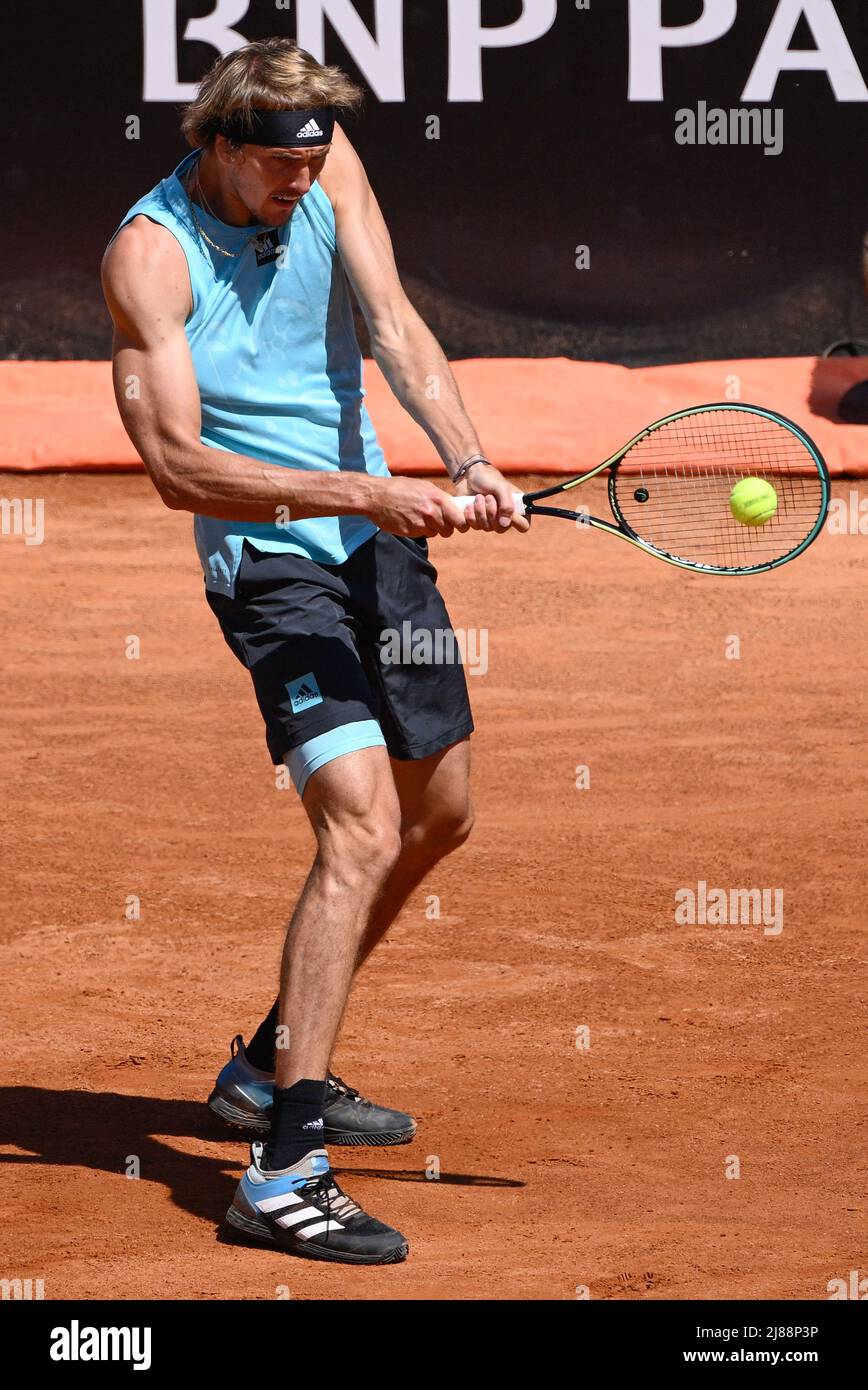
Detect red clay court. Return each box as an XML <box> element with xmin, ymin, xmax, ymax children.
<box><xmin>1</xmin><ymin>426</ymin><xmax>865</xmax><ymax>1298</ymax></box>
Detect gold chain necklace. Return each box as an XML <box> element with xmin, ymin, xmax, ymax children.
<box><xmin>187</xmin><ymin>166</ymin><xmax>258</xmax><ymax>259</ymax></box>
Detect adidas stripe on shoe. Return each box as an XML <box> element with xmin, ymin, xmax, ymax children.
<box><xmin>225</xmin><ymin>1143</ymin><xmax>409</xmax><ymax>1265</ymax></box>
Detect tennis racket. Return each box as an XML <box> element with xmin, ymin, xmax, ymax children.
<box><xmin>458</xmin><ymin>404</ymin><xmax>829</xmax><ymax>575</ymax></box>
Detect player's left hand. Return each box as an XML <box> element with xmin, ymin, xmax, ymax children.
<box><xmin>454</xmin><ymin>464</ymin><xmax>531</xmax><ymax>533</ymax></box>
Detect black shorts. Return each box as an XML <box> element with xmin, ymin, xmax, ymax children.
<box><xmin>206</xmin><ymin>532</ymin><xmax>474</xmax><ymax>787</ymax></box>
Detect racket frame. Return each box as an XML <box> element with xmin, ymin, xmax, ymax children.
<box><xmin>520</xmin><ymin>403</ymin><xmax>830</xmax><ymax>575</ymax></box>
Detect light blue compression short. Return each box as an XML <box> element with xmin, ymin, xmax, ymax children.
<box><xmin>284</xmin><ymin>720</ymin><xmax>387</xmax><ymax>799</ymax></box>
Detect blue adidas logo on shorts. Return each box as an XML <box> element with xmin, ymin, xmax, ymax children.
<box><xmin>287</xmin><ymin>673</ymin><xmax>323</xmax><ymax>714</ymax></box>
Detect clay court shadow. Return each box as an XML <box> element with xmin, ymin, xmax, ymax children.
<box><xmin>338</xmin><ymin>1167</ymin><xmax>523</xmax><ymax>1188</ymax></box>
<box><xmin>0</xmin><ymin>1087</ymin><xmax>243</xmax><ymax>1225</ymax></box>
<box><xmin>0</xmin><ymin>1088</ymin><xmax>522</xmax><ymax>1229</ymax></box>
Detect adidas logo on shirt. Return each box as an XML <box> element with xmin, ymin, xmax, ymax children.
<box><xmin>296</xmin><ymin>119</ymin><xmax>324</xmax><ymax>140</ymax></box>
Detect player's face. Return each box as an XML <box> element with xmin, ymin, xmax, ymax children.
<box><xmin>233</xmin><ymin>145</ymin><xmax>332</xmax><ymax>225</ymax></box>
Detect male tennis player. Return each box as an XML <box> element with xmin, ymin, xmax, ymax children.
<box><xmin>101</xmin><ymin>37</ymin><xmax>528</xmax><ymax>1265</ymax></box>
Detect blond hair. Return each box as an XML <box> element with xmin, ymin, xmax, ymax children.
<box><xmin>181</xmin><ymin>37</ymin><xmax>365</xmax><ymax>147</ymax></box>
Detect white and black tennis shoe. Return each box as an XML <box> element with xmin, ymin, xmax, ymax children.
<box><xmin>225</xmin><ymin>1143</ymin><xmax>409</xmax><ymax>1265</ymax></box>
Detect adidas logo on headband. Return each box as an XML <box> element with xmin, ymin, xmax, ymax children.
<box><xmin>220</xmin><ymin>107</ymin><xmax>336</xmax><ymax>147</ymax></box>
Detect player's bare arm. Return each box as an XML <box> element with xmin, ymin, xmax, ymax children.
<box><xmin>321</xmin><ymin>125</ymin><xmax>529</xmax><ymax>534</ymax></box>
<box><xmin>101</xmin><ymin>218</ymin><xmax>475</xmax><ymax>539</ymax></box>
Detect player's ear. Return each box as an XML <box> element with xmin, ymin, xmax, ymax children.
<box><xmin>213</xmin><ymin>133</ymin><xmax>240</xmax><ymax>167</ymax></box>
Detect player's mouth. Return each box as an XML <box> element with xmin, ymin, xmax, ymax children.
<box><xmin>272</xmin><ymin>194</ymin><xmax>298</xmax><ymax>205</ymax></box>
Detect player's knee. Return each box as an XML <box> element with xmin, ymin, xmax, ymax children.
<box><xmin>417</xmin><ymin>799</ymin><xmax>475</xmax><ymax>858</ymax></box>
<box><xmin>321</xmin><ymin>813</ymin><xmax>402</xmax><ymax>887</ymax></box>
<box><xmin>366</xmin><ymin>817</ymin><xmax>404</xmax><ymax>874</ymax></box>
<box><xmin>445</xmin><ymin>806</ymin><xmax>470</xmax><ymax>845</ymax></box>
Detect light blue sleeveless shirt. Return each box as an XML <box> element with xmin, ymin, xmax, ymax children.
<box><xmin>113</xmin><ymin>149</ymin><xmax>388</xmax><ymax>595</ymax></box>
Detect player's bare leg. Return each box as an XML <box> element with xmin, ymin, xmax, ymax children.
<box><xmin>274</xmin><ymin>745</ymin><xmax>402</xmax><ymax>1091</ymax></box>
<box><xmin>235</xmin><ymin>739</ymin><xmax>474</xmax><ymax>1081</ymax></box>
<box><xmin>354</xmin><ymin>738</ymin><xmax>474</xmax><ymax>967</ymax></box>
<box><xmin>211</xmin><ymin>739</ymin><xmax>474</xmax><ymax>1141</ymax></box>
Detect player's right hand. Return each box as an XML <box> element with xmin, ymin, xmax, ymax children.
<box><xmin>368</xmin><ymin>478</ymin><xmax>473</xmax><ymax>538</ymax></box>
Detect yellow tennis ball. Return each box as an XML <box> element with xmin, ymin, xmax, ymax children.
<box><xmin>729</xmin><ymin>477</ymin><xmax>778</xmax><ymax>527</ymax></box>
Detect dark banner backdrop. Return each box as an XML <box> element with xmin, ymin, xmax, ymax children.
<box><xmin>3</xmin><ymin>0</ymin><xmax>868</xmax><ymax>363</ymax></box>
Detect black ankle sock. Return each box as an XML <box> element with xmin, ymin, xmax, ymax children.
<box><xmin>245</xmin><ymin>998</ymin><xmax>280</xmax><ymax>1072</ymax></box>
<box><xmin>264</xmin><ymin>1078</ymin><xmax>326</xmax><ymax>1171</ymax></box>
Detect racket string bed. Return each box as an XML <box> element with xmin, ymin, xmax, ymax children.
<box><xmin>609</xmin><ymin>410</ymin><xmax>826</xmax><ymax>570</ymax></box>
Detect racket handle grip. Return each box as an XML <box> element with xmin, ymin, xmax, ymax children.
<box><xmin>454</xmin><ymin>491</ymin><xmax>526</xmax><ymax>515</ymax></box>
